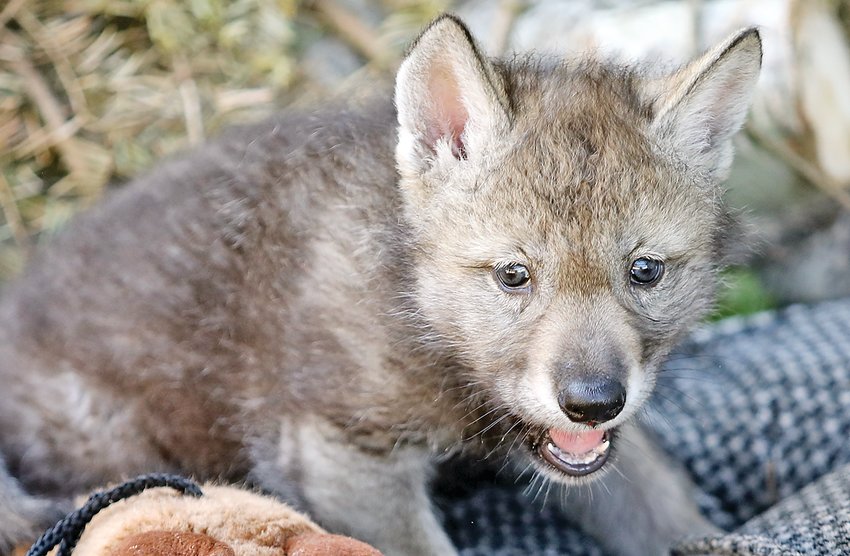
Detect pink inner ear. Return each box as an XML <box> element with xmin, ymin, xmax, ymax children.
<box><xmin>427</xmin><ymin>66</ymin><xmax>468</xmax><ymax>159</ymax></box>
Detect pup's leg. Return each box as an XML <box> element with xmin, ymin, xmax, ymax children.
<box><xmin>0</xmin><ymin>456</ymin><xmax>67</xmax><ymax>556</ymax></box>
<box><xmin>259</xmin><ymin>419</ymin><xmax>457</xmax><ymax>556</ymax></box>
<box><xmin>562</xmin><ymin>422</ymin><xmax>718</xmax><ymax>556</ymax></box>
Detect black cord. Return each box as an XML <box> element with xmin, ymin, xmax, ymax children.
<box><xmin>26</xmin><ymin>473</ymin><xmax>203</xmax><ymax>556</ymax></box>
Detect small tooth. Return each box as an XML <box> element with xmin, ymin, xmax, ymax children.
<box><xmin>551</xmin><ymin>445</ymin><xmax>600</xmax><ymax>465</ymax></box>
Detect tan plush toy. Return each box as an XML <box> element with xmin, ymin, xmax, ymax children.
<box><xmin>22</xmin><ymin>475</ymin><xmax>381</xmax><ymax>556</ymax></box>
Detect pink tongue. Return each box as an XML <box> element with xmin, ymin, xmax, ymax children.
<box><xmin>549</xmin><ymin>428</ymin><xmax>605</xmax><ymax>454</ymax></box>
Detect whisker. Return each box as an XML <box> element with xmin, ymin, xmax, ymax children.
<box><xmin>466</xmin><ymin>411</ymin><xmax>512</xmax><ymax>440</ymax></box>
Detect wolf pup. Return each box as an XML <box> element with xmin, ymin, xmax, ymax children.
<box><xmin>0</xmin><ymin>15</ymin><xmax>761</xmax><ymax>556</ymax></box>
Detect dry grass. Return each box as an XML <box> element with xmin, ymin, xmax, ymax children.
<box><xmin>0</xmin><ymin>0</ymin><xmax>449</xmax><ymax>279</ymax></box>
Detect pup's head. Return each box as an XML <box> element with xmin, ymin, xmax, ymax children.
<box><xmin>394</xmin><ymin>15</ymin><xmax>761</xmax><ymax>480</ymax></box>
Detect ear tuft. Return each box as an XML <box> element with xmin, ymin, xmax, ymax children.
<box><xmin>395</xmin><ymin>14</ymin><xmax>511</xmax><ymax>175</ymax></box>
<box><xmin>651</xmin><ymin>28</ymin><xmax>762</xmax><ymax>180</ymax></box>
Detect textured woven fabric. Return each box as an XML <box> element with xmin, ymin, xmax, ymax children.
<box><xmin>675</xmin><ymin>464</ymin><xmax>850</xmax><ymax>555</ymax></box>
<box><xmin>442</xmin><ymin>298</ymin><xmax>850</xmax><ymax>555</ymax></box>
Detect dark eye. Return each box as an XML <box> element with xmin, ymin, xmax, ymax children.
<box><xmin>494</xmin><ymin>263</ymin><xmax>531</xmax><ymax>291</ymax></box>
<box><xmin>629</xmin><ymin>257</ymin><xmax>664</xmax><ymax>286</ymax></box>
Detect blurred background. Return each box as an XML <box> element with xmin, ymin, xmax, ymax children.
<box><xmin>1</xmin><ymin>0</ymin><xmax>849</xmax><ymax>318</ymax></box>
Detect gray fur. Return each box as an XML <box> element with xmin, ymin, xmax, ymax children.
<box><xmin>0</xmin><ymin>15</ymin><xmax>761</xmax><ymax>556</ymax></box>
<box><xmin>0</xmin><ymin>455</ymin><xmax>68</xmax><ymax>554</ymax></box>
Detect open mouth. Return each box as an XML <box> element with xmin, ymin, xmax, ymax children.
<box><xmin>532</xmin><ymin>427</ymin><xmax>612</xmax><ymax>477</ymax></box>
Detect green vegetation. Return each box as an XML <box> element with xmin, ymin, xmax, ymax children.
<box><xmin>712</xmin><ymin>268</ymin><xmax>777</xmax><ymax>320</ymax></box>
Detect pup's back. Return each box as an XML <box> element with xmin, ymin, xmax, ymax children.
<box><xmin>0</xmin><ymin>98</ymin><xmax>408</xmax><ymax>496</ymax></box>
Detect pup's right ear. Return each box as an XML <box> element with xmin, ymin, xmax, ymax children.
<box><xmin>395</xmin><ymin>15</ymin><xmax>511</xmax><ymax>177</ymax></box>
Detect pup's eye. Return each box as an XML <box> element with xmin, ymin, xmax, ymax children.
<box><xmin>629</xmin><ymin>257</ymin><xmax>664</xmax><ymax>286</ymax></box>
<box><xmin>494</xmin><ymin>263</ymin><xmax>531</xmax><ymax>291</ymax></box>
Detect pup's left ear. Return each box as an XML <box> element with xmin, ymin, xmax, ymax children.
<box><xmin>650</xmin><ymin>28</ymin><xmax>762</xmax><ymax>181</ymax></box>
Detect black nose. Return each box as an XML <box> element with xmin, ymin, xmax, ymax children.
<box><xmin>558</xmin><ymin>378</ymin><xmax>626</xmax><ymax>424</ymax></box>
